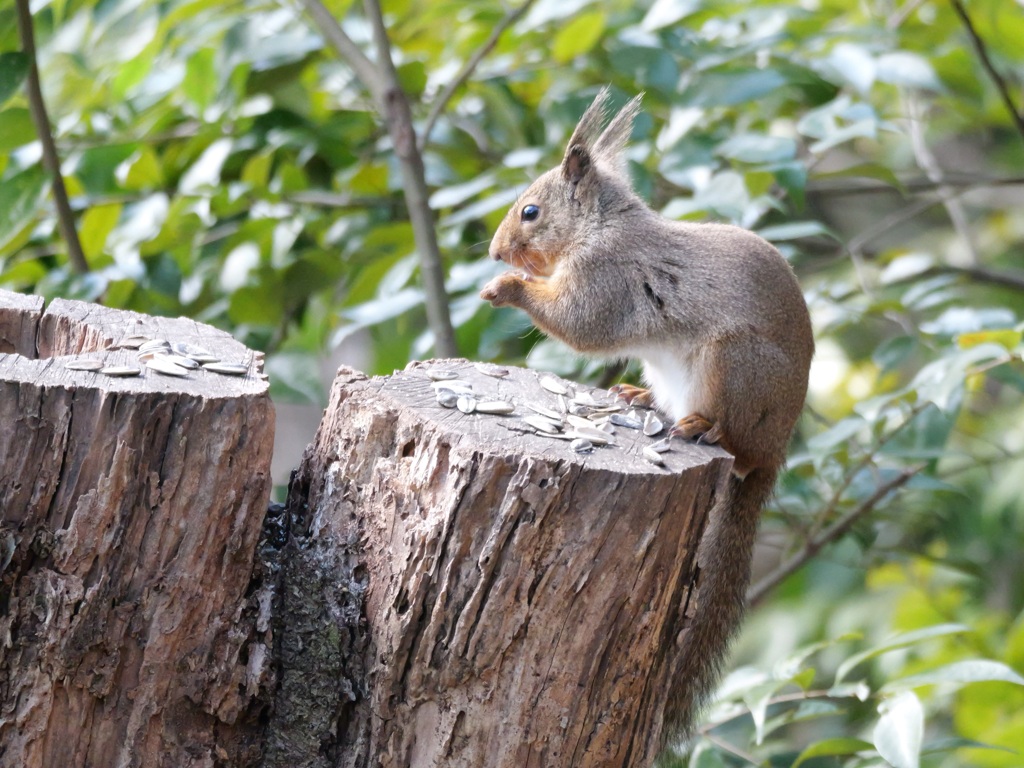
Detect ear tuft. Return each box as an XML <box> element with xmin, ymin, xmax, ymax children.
<box><xmin>593</xmin><ymin>93</ymin><xmax>643</xmax><ymax>175</ymax></box>
<box><xmin>563</xmin><ymin>144</ymin><xmax>592</xmax><ymax>185</ymax></box>
<box><xmin>561</xmin><ymin>87</ymin><xmax>611</xmax><ymax>174</ymax></box>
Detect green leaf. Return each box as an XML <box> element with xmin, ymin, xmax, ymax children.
<box><xmin>116</xmin><ymin>147</ymin><xmax>164</xmax><ymax>190</ymax></box>
<box><xmin>0</xmin><ymin>107</ymin><xmax>36</xmax><ymax>152</ymax></box>
<box><xmin>641</xmin><ymin>0</ymin><xmax>700</xmax><ymax>31</ymax></box>
<box><xmin>835</xmin><ymin>624</ymin><xmax>970</xmax><ymax>684</ymax></box>
<box><xmin>793</xmin><ymin>738</ymin><xmax>874</xmax><ymax>767</ymax></box>
<box><xmin>0</xmin><ymin>166</ymin><xmax>47</xmax><ymax>251</ymax></box>
<box><xmin>79</xmin><ymin>204</ymin><xmax>122</xmax><ymax>261</ymax></box>
<box><xmin>873</xmin><ymin>692</ymin><xmax>923</xmax><ymax>768</ymax></box>
<box><xmin>183</xmin><ymin>48</ymin><xmax>217</xmax><ymax>111</ymax></box>
<box><xmin>686</xmin><ymin>69</ymin><xmax>788</xmax><ymax>107</ymax></box>
<box><xmin>715</xmin><ymin>134</ymin><xmax>796</xmax><ymax>164</ymax></box>
<box><xmin>0</xmin><ymin>52</ymin><xmax>29</xmax><ymax>107</ymax></box>
<box><xmin>757</xmin><ymin>221</ymin><xmax>836</xmax><ymax>242</ymax></box>
<box><xmin>553</xmin><ymin>11</ymin><xmax>606</xmax><ymax>63</ymax></box>
<box><xmin>882</xmin><ymin>660</ymin><xmax>1024</xmax><ymax>692</ymax></box>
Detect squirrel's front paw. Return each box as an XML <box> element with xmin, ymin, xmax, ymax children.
<box><xmin>480</xmin><ymin>272</ymin><xmax>526</xmax><ymax>307</ymax></box>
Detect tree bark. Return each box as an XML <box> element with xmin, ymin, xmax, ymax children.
<box><xmin>267</xmin><ymin>360</ymin><xmax>733</xmax><ymax>767</ymax></box>
<box><xmin>0</xmin><ymin>288</ymin><xmax>275</xmax><ymax>767</ymax></box>
<box><xmin>0</xmin><ymin>289</ymin><xmax>734</xmax><ymax>768</ymax></box>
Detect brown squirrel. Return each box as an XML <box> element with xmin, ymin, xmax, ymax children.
<box><xmin>480</xmin><ymin>89</ymin><xmax>814</xmax><ymax>742</ymax></box>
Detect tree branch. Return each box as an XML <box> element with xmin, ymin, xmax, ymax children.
<box><xmin>15</xmin><ymin>0</ymin><xmax>88</xmax><ymax>274</ymax></box>
<box><xmin>905</xmin><ymin>93</ymin><xmax>979</xmax><ymax>266</ymax></box>
<box><xmin>360</xmin><ymin>0</ymin><xmax>457</xmax><ymax>356</ymax></box>
<box><xmin>949</xmin><ymin>0</ymin><xmax>1024</xmax><ymax>144</ymax></box>
<box><xmin>747</xmin><ymin>464</ymin><xmax>925</xmax><ymax>608</ymax></box>
<box><xmin>296</xmin><ymin>0</ymin><xmax>386</xmax><ymax>100</ymax></box>
<box><xmin>294</xmin><ymin>0</ymin><xmax>458</xmax><ymax>356</ymax></box>
<box><xmin>419</xmin><ymin>0</ymin><xmax>538</xmax><ymax>150</ymax></box>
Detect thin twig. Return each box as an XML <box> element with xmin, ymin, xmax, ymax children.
<box><xmin>905</xmin><ymin>93</ymin><xmax>979</xmax><ymax>265</ymax></box>
<box><xmin>296</xmin><ymin>0</ymin><xmax>385</xmax><ymax>100</ymax></box>
<box><xmin>808</xmin><ymin>173</ymin><xmax>1024</xmax><ymax>196</ymax></box>
<box><xmin>949</xmin><ymin>0</ymin><xmax>1024</xmax><ymax>144</ymax></box>
<box><xmin>747</xmin><ymin>464</ymin><xmax>925</xmax><ymax>607</ymax></box>
<box><xmin>704</xmin><ymin>731</ymin><xmax>761</xmax><ymax>765</ymax></box>
<box><xmin>419</xmin><ymin>0</ymin><xmax>539</xmax><ymax>150</ymax></box>
<box><xmin>15</xmin><ymin>0</ymin><xmax>88</xmax><ymax>273</ymax></box>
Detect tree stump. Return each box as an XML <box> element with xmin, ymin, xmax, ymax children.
<box><xmin>0</xmin><ymin>288</ymin><xmax>275</xmax><ymax>767</ymax></box>
<box><xmin>270</xmin><ymin>360</ymin><xmax>733</xmax><ymax>768</ymax></box>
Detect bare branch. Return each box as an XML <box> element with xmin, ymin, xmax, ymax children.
<box><xmin>419</xmin><ymin>0</ymin><xmax>539</xmax><ymax>150</ymax></box>
<box><xmin>361</xmin><ymin>0</ymin><xmax>458</xmax><ymax>356</ymax></box>
<box><xmin>295</xmin><ymin>0</ymin><xmax>386</xmax><ymax>101</ymax></box>
<box><xmin>808</xmin><ymin>173</ymin><xmax>1024</xmax><ymax>196</ymax></box>
<box><xmin>291</xmin><ymin>0</ymin><xmax>458</xmax><ymax>355</ymax></box>
<box><xmin>747</xmin><ymin>464</ymin><xmax>925</xmax><ymax>608</ymax></box>
<box><xmin>905</xmin><ymin>93</ymin><xmax>979</xmax><ymax>266</ymax></box>
<box><xmin>949</xmin><ymin>0</ymin><xmax>1024</xmax><ymax>144</ymax></box>
<box><xmin>15</xmin><ymin>0</ymin><xmax>88</xmax><ymax>274</ymax></box>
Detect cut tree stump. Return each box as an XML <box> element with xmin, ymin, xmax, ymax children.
<box><xmin>269</xmin><ymin>360</ymin><xmax>734</xmax><ymax>768</ymax></box>
<box><xmin>0</xmin><ymin>289</ymin><xmax>275</xmax><ymax>767</ymax></box>
<box><xmin>1</xmin><ymin>288</ymin><xmax>735</xmax><ymax>768</ymax></box>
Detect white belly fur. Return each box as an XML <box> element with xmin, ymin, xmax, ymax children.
<box><xmin>639</xmin><ymin>347</ymin><xmax>697</xmax><ymax>422</ymax></box>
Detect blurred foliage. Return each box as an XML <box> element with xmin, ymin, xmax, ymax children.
<box><xmin>2</xmin><ymin>0</ymin><xmax>1024</xmax><ymax>764</ymax></box>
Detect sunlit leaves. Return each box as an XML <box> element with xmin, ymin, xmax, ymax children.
<box><xmin>0</xmin><ymin>52</ymin><xmax>29</xmax><ymax>107</ymax></box>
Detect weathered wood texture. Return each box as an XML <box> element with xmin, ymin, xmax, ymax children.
<box><xmin>0</xmin><ymin>289</ymin><xmax>275</xmax><ymax>768</ymax></box>
<box><xmin>271</xmin><ymin>361</ymin><xmax>733</xmax><ymax>768</ymax></box>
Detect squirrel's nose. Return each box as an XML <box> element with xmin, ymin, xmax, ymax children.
<box><xmin>489</xmin><ymin>247</ymin><xmax>504</xmax><ymax>262</ymax></box>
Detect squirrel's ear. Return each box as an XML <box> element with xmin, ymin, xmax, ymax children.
<box><xmin>563</xmin><ymin>143</ymin><xmax>592</xmax><ymax>186</ymax></box>
<box><xmin>562</xmin><ymin>87</ymin><xmax>610</xmax><ymax>162</ymax></box>
<box><xmin>593</xmin><ymin>93</ymin><xmax>643</xmax><ymax>173</ymax></box>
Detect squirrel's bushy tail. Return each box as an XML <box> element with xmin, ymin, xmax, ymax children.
<box><xmin>664</xmin><ymin>465</ymin><xmax>778</xmax><ymax>744</ymax></box>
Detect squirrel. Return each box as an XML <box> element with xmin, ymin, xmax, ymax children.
<box><xmin>479</xmin><ymin>88</ymin><xmax>814</xmax><ymax>743</ymax></box>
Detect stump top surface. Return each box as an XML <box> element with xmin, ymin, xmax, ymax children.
<box><xmin>372</xmin><ymin>358</ymin><xmax>732</xmax><ymax>476</ymax></box>
<box><xmin>0</xmin><ymin>289</ymin><xmax>267</xmax><ymax>397</ymax></box>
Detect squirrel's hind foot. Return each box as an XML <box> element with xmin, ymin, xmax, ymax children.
<box><xmin>670</xmin><ymin>414</ymin><xmax>724</xmax><ymax>446</ymax></box>
<box><xmin>610</xmin><ymin>383</ymin><xmax>655</xmax><ymax>408</ymax></box>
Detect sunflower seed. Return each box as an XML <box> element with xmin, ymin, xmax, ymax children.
<box><xmin>475</xmin><ymin>363</ymin><xmax>509</xmax><ymax>378</ymax></box>
<box><xmin>65</xmin><ymin>359</ymin><xmax>105</xmax><ymax>371</ymax></box>
<box><xmin>426</xmin><ymin>368</ymin><xmax>460</xmax><ymax>381</ymax></box>
<box><xmin>647</xmin><ymin>436</ymin><xmax>671</xmax><ymax>454</ymax></box>
<box><xmin>502</xmin><ymin>420</ymin><xmax>537</xmax><ymax>434</ymax></box>
<box><xmin>159</xmin><ymin>353</ymin><xmax>200</xmax><ymax>370</ymax></box>
<box><xmin>457</xmin><ymin>396</ymin><xmax>477</xmax><ymax>414</ymax></box>
<box><xmin>566</xmin><ymin>414</ymin><xmax>596</xmax><ymax>430</ymax></box>
<box><xmin>571</xmin><ymin>438</ymin><xmax>594</xmax><ymax>454</ymax></box>
<box><xmin>527</xmin><ymin>403</ymin><xmax>564</xmax><ymax>422</ymax></box>
<box><xmin>101</xmin><ymin>365</ymin><xmax>142</xmax><ymax>377</ymax></box>
<box><xmin>202</xmin><ymin>362</ymin><xmax>249</xmax><ymax>376</ymax></box>
<box><xmin>540</xmin><ymin>376</ymin><xmax>568</xmax><ymax>395</ymax></box>
<box><xmin>138</xmin><ymin>338</ymin><xmax>171</xmax><ymax>353</ymax></box>
<box><xmin>171</xmin><ymin>342</ymin><xmax>218</xmax><ymax>363</ymax></box>
<box><xmin>565</xmin><ymin>429</ymin><xmax>612</xmax><ymax>446</ymax></box>
<box><xmin>431</xmin><ymin>380</ymin><xmax>473</xmax><ymax>394</ymax></box>
<box><xmin>609</xmin><ymin>413</ymin><xmax>643</xmax><ymax>429</ymax></box>
<box><xmin>643</xmin><ymin>411</ymin><xmax>665</xmax><ymax>436</ymax></box>
<box><xmin>597</xmin><ymin>422</ymin><xmax>616</xmax><ymax>434</ymax></box>
<box><xmin>436</xmin><ymin>390</ymin><xmax>459</xmax><ymax>408</ymax></box>
<box><xmin>112</xmin><ymin>335</ymin><xmax>150</xmax><ymax>350</ymax></box>
<box><xmin>573</xmin><ymin>391</ymin><xmax>599</xmax><ymax>407</ymax></box>
<box><xmin>524</xmin><ymin>414</ymin><xmax>562</xmax><ymax>433</ymax></box>
<box><xmin>476</xmin><ymin>400</ymin><xmax>515</xmax><ymax>415</ymax></box>
<box><xmin>643</xmin><ymin>446</ymin><xmax>666</xmax><ymax>466</ymax></box>
<box><xmin>145</xmin><ymin>356</ymin><xmax>190</xmax><ymax>376</ymax></box>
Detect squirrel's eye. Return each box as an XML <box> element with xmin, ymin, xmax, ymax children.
<box><xmin>521</xmin><ymin>204</ymin><xmax>540</xmax><ymax>222</ymax></box>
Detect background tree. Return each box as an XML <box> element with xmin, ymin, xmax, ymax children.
<box><xmin>1</xmin><ymin>0</ymin><xmax>1023</xmax><ymax>765</ymax></box>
